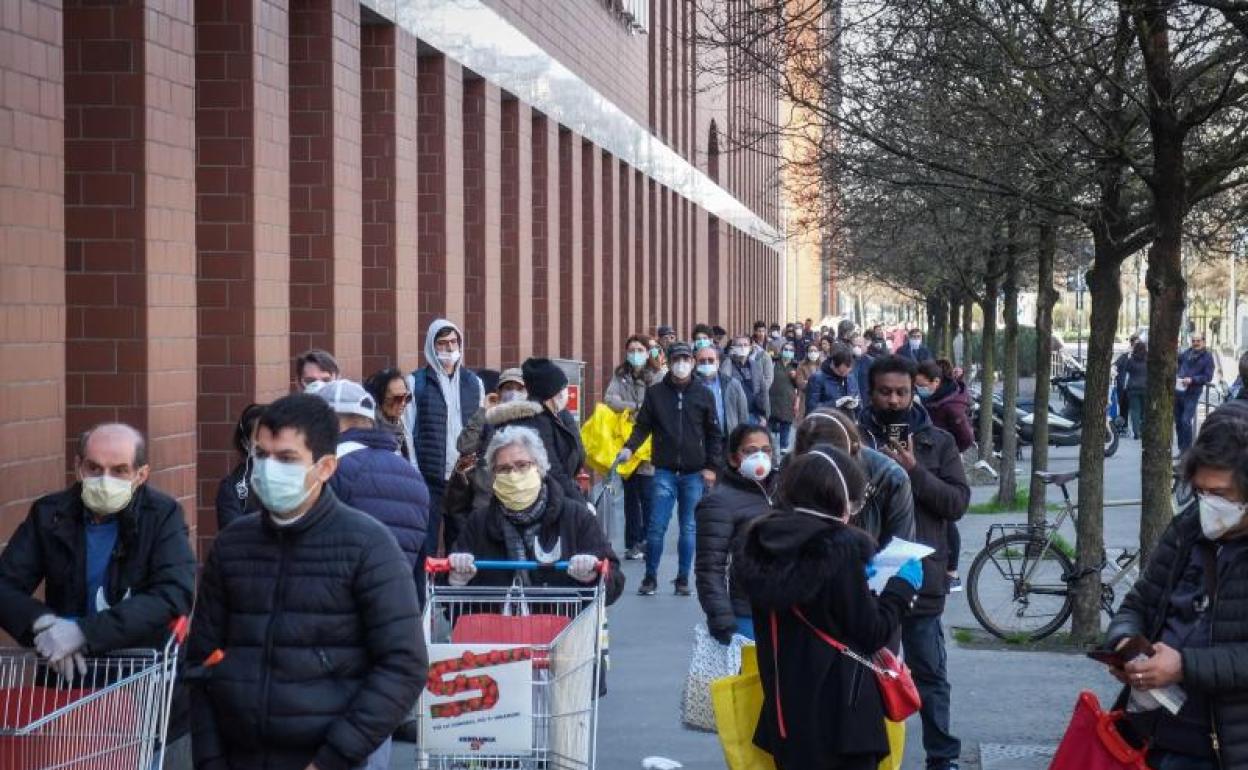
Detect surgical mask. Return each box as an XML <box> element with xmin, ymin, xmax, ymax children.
<box><xmin>493</xmin><ymin>467</ymin><xmax>543</xmax><ymax>511</ymax></box>
<box><xmin>739</xmin><ymin>452</ymin><xmax>772</xmax><ymax>481</ymax></box>
<box><xmin>627</xmin><ymin>351</ymin><xmax>648</xmax><ymax>368</ymax></box>
<box><xmin>696</xmin><ymin>363</ymin><xmax>718</xmax><ymax>378</ymax></box>
<box><xmin>807</xmin><ymin>350</ymin><xmax>820</xmax><ymax>362</ymax></box>
<box><xmin>437</xmin><ymin>350</ymin><xmax>462</xmax><ymax>366</ymax></box>
<box><xmin>251</xmin><ymin>457</ymin><xmax>315</xmax><ymax>514</ymax></box>
<box><xmin>551</xmin><ymin>387</ymin><xmax>570</xmax><ymax>412</ymax></box>
<box><xmin>916</xmin><ymin>386</ymin><xmax>933</xmax><ymax>399</ymax></box>
<box><xmin>80</xmin><ymin>474</ymin><xmax>136</xmax><ymax>515</ymax></box>
<box><xmin>1199</xmin><ymin>494</ymin><xmax>1248</xmax><ymax>540</ymax></box>
<box><xmin>781</xmin><ymin>350</ymin><xmax>795</xmax><ymax>362</ymax></box>
<box><xmin>500</xmin><ymin>389</ymin><xmax>526</xmax><ymax>403</ymax></box>
<box><xmin>693</xmin><ymin>338</ymin><xmax>712</xmax><ymax>350</ymax></box>
<box><xmin>909</xmin><ymin>338</ymin><xmax>922</xmax><ymax>349</ymax></box>
<box><xmin>731</xmin><ymin>346</ymin><xmax>749</xmax><ymax>359</ymax></box>
<box><xmin>671</xmin><ymin>360</ymin><xmax>694</xmax><ymax>379</ymax></box>
<box><xmin>770</xmin><ymin>331</ymin><xmax>781</xmax><ymax>339</ymax></box>
<box><xmin>852</xmin><ymin>346</ymin><xmax>863</xmax><ymax>356</ymax></box>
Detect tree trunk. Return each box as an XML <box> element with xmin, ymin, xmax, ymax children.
<box><xmin>977</xmin><ymin>249</ymin><xmax>1002</xmax><ymax>462</ymax></box>
<box><xmin>962</xmin><ymin>296</ymin><xmax>974</xmax><ymax>373</ymax></box>
<box><xmin>928</xmin><ymin>294</ymin><xmax>948</xmax><ymax>358</ymax></box>
<box><xmin>1028</xmin><ymin>212</ymin><xmax>1060</xmax><ymax>527</ymax></box>
<box><xmin>948</xmin><ymin>298</ymin><xmax>961</xmax><ymax>366</ymax></box>
<box><xmin>1071</xmin><ymin>238</ymin><xmax>1123</xmax><ymax>644</ymax></box>
<box><xmin>998</xmin><ymin>236</ymin><xmax>1020</xmax><ymax>505</ymax></box>
<box><xmin>1132</xmin><ymin>0</ymin><xmax>1187</xmax><ymax>568</ymax></box>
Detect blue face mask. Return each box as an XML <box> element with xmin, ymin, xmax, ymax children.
<box><xmin>627</xmin><ymin>351</ymin><xmax>647</xmax><ymax>368</ymax></box>
<box><xmin>781</xmin><ymin>350</ymin><xmax>795</xmax><ymax>362</ymax></box>
<box><xmin>251</xmin><ymin>457</ymin><xmax>314</xmax><ymax>514</ymax></box>
<box><xmin>693</xmin><ymin>338</ymin><xmax>712</xmax><ymax>350</ymax></box>
<box><xmin>696</xmin><ymin>363</ymin><xmax>718</xmax><ymax>378</ymax></box>
<box><xmin>916</xmin><ymin>386</ymin><xmax>933</xmax><ymax>399</ymax></box>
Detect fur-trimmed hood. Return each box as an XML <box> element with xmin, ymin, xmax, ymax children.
<box><xmin>485</xmin><ymin>399</ymin><xmax>544</xmax><ymax>425</ymax></box>
<box><xmin>732</xmin><ymin>511</ymin><xmax>875</xmax><ymax>608</ymax></box>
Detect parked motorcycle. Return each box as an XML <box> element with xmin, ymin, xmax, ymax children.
<box><xmin>969</xmin><ymin>373</ymin><xmax>1119</xmax><ymax>458</ymax></box>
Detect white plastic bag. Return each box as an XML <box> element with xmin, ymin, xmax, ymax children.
<box><xmin>680</xmin><ymin>623</ymin><xmax>747</xmax><ymax>731</ymax></box>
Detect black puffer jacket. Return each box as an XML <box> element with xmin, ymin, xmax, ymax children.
<box><xmin>216</xmin><ymin>460</ymin><xmax>262</xmax><ymax>531</ymax></box>
<box><xmin>187</xmin><ymin>487</ymin><xmax>428</xmax><ymax>770</ymax></box>
<box><xmin>854</xmin><ymin>447</ymin><xmax>916</xmax><ymax>550</ymax></box>
<box><xmin>733</xmin><ymin>512</ymin><xmax>917</xmax><ymax>769</ymax></box>
<box><xmin>1106</xmin><ymin>509</ymin><xmax>1248</xmax><ymax>768</ymax></box>
<box><xmin>624</xmin><ymin>373</ymin><xmax>724</xmax><ymax>473</ymax></box>
<box><xmin>695</xmin><ymin>469</ymin><xmax>773</xmax><ymax>642</ymax></box>
<box><xmin>482</xmin><ymin>400</ymin><xmax>586</xmax><ymax>502</ymax></box>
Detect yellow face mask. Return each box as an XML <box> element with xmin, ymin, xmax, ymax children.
<box><xmin>493</xmin><ymin>467</ymin><xmax>543</xmax><ymax>511</ymax></box>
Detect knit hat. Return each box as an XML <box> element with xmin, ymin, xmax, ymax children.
<box><xmin>315</xmin><ymin>379</ymin><xmax>376</xmax><ymax>420</ymax></box>
<box><xmin>667</xmin><ymin>341</ymin><xmax>694</xmax><ymax>360</ymax></box>
<box><xmin>498</xmin><ymin>367</ymin><xmax>525</xmax><ymax>389</ymax></box>
<box><xmin>521</xmin><ymin>357</ymin><xmax>568</xmax><ymax>402</ymax></box>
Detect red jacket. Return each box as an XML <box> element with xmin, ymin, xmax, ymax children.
<box><xmin>923</xmin><ymin>380</ymin><xmax>975</xmax><ymax>452</ymax></box>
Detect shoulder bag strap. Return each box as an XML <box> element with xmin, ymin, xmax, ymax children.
<box><xmin>790</xmin><ymin>606</ymin><xmax>896</xmax><ymax>680</ymax></box>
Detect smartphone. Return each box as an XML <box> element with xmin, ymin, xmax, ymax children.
<box><xmin>886</xmin><ymin>423</ymin><xmax>911</xmax><ymax>449</ymax></box>
<box><xmin>1087</xmin><ymin>635</ymin><xmax>1154</xmax><ymax>667</ymax></box>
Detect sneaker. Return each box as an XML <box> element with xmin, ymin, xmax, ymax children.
<box><xmin>947</xmin><ymin>574</ymin><xmax>963</xmax><ymax>593</ymax></box>
<box><xmin>624</xmin><ymin>544</ymin><xmax>644</xmax><ymax>560</ymax></box>
<box><xmin>673</xmin><ymin>577</ymin><xmax>692</xmax><ymax>596</ymax></box>
<box><xmin>638</xmin><ymin>576</ymin><xmax>657</xmax><ymax>596</ymax></box>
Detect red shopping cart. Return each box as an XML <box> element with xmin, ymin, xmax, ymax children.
<box><xmin>0</xmin><ymin>617</ymin><xmax>187</xmax><ymax>770</ymax></box>
<box><xmin>419</xmin><ymin>559</ymin><xmax>609</xmax><ymax>769</ymax></box>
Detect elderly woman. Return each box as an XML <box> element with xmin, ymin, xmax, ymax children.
<box><xmin>446</xmin><ymin>425</ymin><xmax>624</xmax><ymax>603</ymax></box>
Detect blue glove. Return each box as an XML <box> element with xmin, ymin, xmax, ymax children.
<box><xmin>865</xmin><ymin>560</ymin><xmax>878</xmax><ymax>580</ymax></box>
<box><xmin>896</xmin><ymin>558</ymin><xmax>924</xmax><ymax>590</ymax></box>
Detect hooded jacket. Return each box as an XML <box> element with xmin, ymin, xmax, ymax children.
<box><xmin>479</xmin><ymin>399</ymin><xmax>586</xmax><ymax>502</ymax></box>
<box><xmin>732</xmin><ymin>512</ymin><xmax>917</xmax><ymax>769</ymax></box>
<box><xmin>329</xmin><ymin>427</ymin><xmax>431</xmax><ymax>570</ymax></box>
<box><xmin>922</xmin><ymin>378</ymin><xmax>975</xmax><ymax>453</ymax></box>
<box><xmin>624</xmin><ymin>372</ymin><xmax>724</xmax><ymax>474</ymax></box>
<box><xmin>860</xmin><ymin>404</ymin><xmax>970</xmax><ymax>615</ymax></box>
<box><xmin>805</xmin><ymin>359</ymin><xmax>862</xmax><ymax>412</ymax></box>
<box><xmin>695</xmin><ymin>469</ymin><xmax>773</xmax><ymax>642</ymax></box>
<box><xmin>403</xmin><ymin>319</ymin><xmax>485</xmax><ymax>494</ymax></box>
<box><xmin>451</xmin><ymin>479</ymin><xmax>625</xmax><ymax>604</ymax></box>
<box><xmin>187</xmin><ymin>486</ymin><xmax>427</xmax><ymax>770</ymax></box>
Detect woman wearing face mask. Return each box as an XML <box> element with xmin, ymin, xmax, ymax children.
<box><xmin>795</xmin><ymin>345</ymin><xmax>823</xmax><ymax>417</ymax></box>
<box><xmin>444</xmin><ymin>369</ymin><xmax>528</xmax><ymax>529</ymax></box>
<box><xmin>605</xmin><ymin>335</ymin><xmax>667</xmax><ymax>560</ymax></box>
<box><xmin>695</xmin><ymin>425</ymin><xmax>776</xmax><ymax>643</ymax></box>
<box><xmin>1097</xmin><ymin>402</ymin><xmax>1248</xmax><ymax>770</ymax></box>
<box><xmin>446</xmin><ymin>426</ymin><xmax>624</xmax><ymax>603</ymax></box>
<box><xmin>215</xmin><ymin>402</ymin><xmax>267</xmax><ymax>531</ymax></box>
<box><xmin>914</xmin><ymin>359</ymin><xmax>974</xmax><ymax>453</ymax></box>
<box><xmin>769</xmin><ymin>342</ymin><xmax>799</xmax><ymax>452</ymax></box>
<box><xmin>481</xmin><ymin>357</ymin><xmax>587</xmax><ymax>503</ymax></box>
<box><xmin>733</xmin><ymin>445</ymin><xmax>923</xmax><ymax>770</ymax></box>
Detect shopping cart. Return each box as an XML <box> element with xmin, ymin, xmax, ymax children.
<box><xmin>0</xmin><ymin>617</ymin><xmax>187</xmax><ymax>770</ymax></box>
<box><xmin>419</xmin><ymin>559</ymin><xmax>609</xmax><ymax>770</ymax></box>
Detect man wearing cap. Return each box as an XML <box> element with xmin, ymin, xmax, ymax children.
<box><xmin>317</xmin><ymin>380</ymin><xmax>430</xmax><ymax>572</ymax></box>
<box><xmin>457</xmin><ymin>367</ymin><xmax>528</xmax><ymax>460</ymax></box>
<box><xmin>617</xmin><ymin>342</ymin><xmax>724</xmax><ymax>596</ymax></box>
<box><xmin>658</xmin><ymin>325</ymin><xmax>678</xmax><ymax>350</ymax></box>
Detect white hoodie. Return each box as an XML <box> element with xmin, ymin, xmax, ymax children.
<box><xmin>404</xmin><ymin>319</ymin><xmax>485</xmax><ymax>481</ymax></box>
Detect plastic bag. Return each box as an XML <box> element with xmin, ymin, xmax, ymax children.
<box><xmin>580</xmin><ymin>403</ymin><xmax>651</xmax><ymax>479</ymax></box>
<box><xmin>682</xmin><ymin>624</ymin><xmax>747</xmax><ymax>732</ymax></box>
<box><xmin>711</xmin><ymin>644</ymin><xmax>776</xmax><ymax>770</ymax></box>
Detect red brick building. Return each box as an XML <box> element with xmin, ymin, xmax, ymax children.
<box><xmin>0</xmin><ymin>0</ymin><xmax>784</xmax><ymax>544</ymax></box>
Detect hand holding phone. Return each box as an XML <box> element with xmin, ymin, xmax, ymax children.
<box><xmin>1087</xmin><ymin>635</ymin><xmax>1153</xmax><ymax>669</ymax></box>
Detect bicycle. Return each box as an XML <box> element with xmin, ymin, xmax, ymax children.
<box><xmin>966</xmin><ymin>470</ymin><xmax>1145</xmax><ymax>642</ymax></box>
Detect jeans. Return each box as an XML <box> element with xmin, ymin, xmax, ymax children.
<box><xmin>646</xmin><ymin>469</ymin><xmax>704</xmax><ymax>581</ymax></box>
<box><xmin>768</xmin><ymin>417</ymin><xmax>792</xmax><ymax>452</ymax></box>
<box><xmin>1175</xmin><ymin>395</ymin><xmax>1199</xmax><ymax>451</ymax></box>
<box><xmin>358</xmin><ymin>738</ymin><xmax>393</xmax><ymax>770</ymax></box>
<box><xmin>1128</xmin><ymin>391</ymin><xmax>1146</xmax><ymax>438</ymax></box>
<box><xmin>946</xmin><ymin>521</ymin><xmax>961</xmax><ymax>572</ymax></box>
<box><xmin>1148</xmin><ymin>751</ymin><xmax>1216</xmax><ymax>770</ymax></box>
<box><xmin>902</xmin><ymin>615</ymin><xmax>960</xmax><ymax>769</ymax></box>
<box><xmin>622</xmin><ymin>473</ymin><xmax>654</xmax><ymax>549</ymax></box>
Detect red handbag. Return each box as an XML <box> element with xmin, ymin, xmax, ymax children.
<box><xmin>1048</xmin><ymin>691</ymin><xmax>1151</xmax><ymax>770</ymax></box>
<box><xmin>791</xmin><ymin>607</ymin><xmax>922</xmax><ymax>721</ymax></box>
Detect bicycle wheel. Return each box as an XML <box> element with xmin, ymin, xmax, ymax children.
<box><xmin>967</xmin><ymin>533</ymin><xmax>1075</xmax><ymax>641</ymax></box>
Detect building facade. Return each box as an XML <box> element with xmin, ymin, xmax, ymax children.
<box><xmin>0</xmin><ymin>0</ymin><xmax>784</xmax><ymax>542</ymax></box>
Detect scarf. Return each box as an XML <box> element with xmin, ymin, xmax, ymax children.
<box><xmin>497</xmin><ymin>486</ymin><xmax>549</xmax><ymax>586</ymax></box>
<box><xmin>376</xmin><ymin>409</ymin><xmax>417</xmax><ymax>466</ymax></box>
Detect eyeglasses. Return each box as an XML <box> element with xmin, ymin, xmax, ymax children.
<box><xmin>385</xmin><ymin>393</ymin><xmax>413</xmax><ymax>406</ymax></box>
<box><xmin>494</xmin><ymin>459</ymin><xmax>535</xmax><ymax>475</ymax></box>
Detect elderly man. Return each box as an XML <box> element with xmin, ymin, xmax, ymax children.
<box><xmin>448</xmin><ymin>425</ymin><xmax>623</xmax><ymax>603</ymax></box>
<box><xmin>0</xmin><ymin>423</ymin><xmax>196</xmax><ymax>763</ymax></box>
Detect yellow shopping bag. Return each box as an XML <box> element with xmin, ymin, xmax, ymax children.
<box><xmin>579</xmin><ymin>403</ymin><xmax>651</xmax><ymax>478</ymax></box>
<box><xmin>711</xmin><ymin>645</ymin><xmax>776</xmax><ymax>770</ymax></box>
<box><xmin>878</xmin><ymin>719</ymin><xmax>905</xmax><ymax>770</ymax></box>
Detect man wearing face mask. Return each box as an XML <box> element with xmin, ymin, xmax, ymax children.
<box><xmin>404</xmin><ymin>319</ymin><xmax>486</xmax><ymax>555</ymax></box>
<box><xmin>691</xmin><ymin>322</ymin><xmax>716</xmax><ymax>352</ymax></box>
<box><xmin>896</xmin><ymin>328</ymin><xmax>935</xmax><ymax>363</ymax></box>
<box><xmin>0</xmin><ymin>423</ymin><xmax>197</xmax><ymax>764</ymax></box>
<box><xmin>696</xmin><ymin>344</ymin><xmax>750</xmax><ymax>436</ymax></box>
<box><xmin>188</xmin><ymin>395</ymin><xmax>427</xmax><ymax>770</ymax></box>
<box><xmin>295</xmin><ymin>348</ymin><xmax>340</xmax><ymax>393</ymax></box>
<box><xmin>1099</xmin><ymin>402</ymin><xmax>1248</xmax><ymax>770</ymax></box>
<box><xmin>723</xmin><ymin>333</ymin><xmax>773</xmax><ymax>425</ymax></box>
<box><xmin>617</xmin><ymin>342</ymin><xmax>724</xmax><ymax>597</ymax></box>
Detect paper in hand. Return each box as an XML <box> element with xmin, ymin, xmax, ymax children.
<box><xmin>868</xmin><ymin>537</ymin><xmax>936</xmax><ymax>593</ymax></box>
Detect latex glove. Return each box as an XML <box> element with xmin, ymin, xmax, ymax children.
<box><xmin>865</xmin><ymin>560</ymin><xmax>878</xmax><ymax>580</ymax></box>
<box><xmin>896</xmin><ymin>558</ymin><xmax>924</xmax><ymax>590</ymax></box>
<box><xmin>34</xmin><ymin>618</ymin><xmax>86</xmax><ymax>663</ymax></box>
<box><xmin>615</xmin><ymin>447</ymin><xmax>633</xmax><ymax>465</ymax></box>
<box><xmin>31</xmin><ymin>613</ymin><xmax>57</xmax><ymax>636</ymax></box>
<box><xmin>567</xmin><ymin>554</ymin><xmax>600</xmax><ymax>584</ymax></box>
<box><xmin>447</xmin><ymin>553</ymin><xmax>477</xmax><ymax>587</ymax></box>
<box><xmin>50</xmin><ymin>652</ymin><xmax>87</xmax><ymax>683</ymax></box>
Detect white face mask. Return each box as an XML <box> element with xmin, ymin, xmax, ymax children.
<box><xmin>807</xmin><ymin>350</ymin><xmax>821</xmax><ymax>362</ymax></box>
<box><xmin>500</xmin><ymin>389</ymin><xmax>526</xmax><ymax>403</ymax></box>
<box><xmin>852</xmin><ymin>346</ymin><xmax>863</xmax><ymax>356</ymax></box>
<box><xmin>671</xmin><ymin>360</ymin><xmax>694</xmax><ymax>379</ymax></box>
<box><xmin>81</xmin><ymin>474</ymin><xmax>136</xmax><ymax>515</ymax></box>
<box><xmin>1199</xmin><ymin>494</ymin><xmax>1248</xmax><ymax>540</ymax></box>
<box><xmin>909</xmin><ymin>338</ymin><xmax>922</xmax><ymax>349</ymax></box>
<box><xmin>436</xmin><ymin>350</ymin><xmax>461</xmax><ymax>366</ymax></box>
<box><xmin>739</xmin><ymin>451</ymin><xmax>772</xmax><ymax>481</ymax></box>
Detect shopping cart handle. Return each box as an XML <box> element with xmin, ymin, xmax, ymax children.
<box><xmin>425</xmin><ymin>557</ymin><xmax>611</xmax><ymax>575</ymax></box>
<box><xmin>171</xmin><ymin>615</ymin><xmax>189</xmax><ymax>644</ymax></box>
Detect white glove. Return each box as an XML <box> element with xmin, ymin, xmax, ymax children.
<box><xmin>615</xmin><ymin>448</ymin><xmax>633</xmax><ymax>465</ymax></box>
<box><xmin>448</xmin><ymin>553</ymin><xmax>477</xmax><ymax>587</ymax></box>
<box><xmin>34</xmin><ymin>618</ymin><xmax>86</xmax><ymax>664</ymax></box>
<box><xmin>32</xmin><ymin>613</ymin><xmax>57</xmax><ymax>636</ymax></box>
<box><xmin>50</xmin><ymin>653</ymin><xmax>87</xmax><ymax>683</ymax></box>
<box><xmin>567</xmin><ymin>554</ymin><xmax>601</xmax><ymax>584</ymax></box>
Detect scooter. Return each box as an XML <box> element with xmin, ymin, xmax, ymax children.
<box><xmin>969</xmin><ymin>375</ymin><xmax>1119</xmax><ymax>458</ymax></box>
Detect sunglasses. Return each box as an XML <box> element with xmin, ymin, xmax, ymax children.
<box><xmin>385</xmin><ymin>393</ymin><xmax>413</xmax><ymax>406</ymax></box>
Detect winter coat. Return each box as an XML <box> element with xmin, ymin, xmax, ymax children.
<box><xmin>697</xmin><ymin>374</ymin><xmax>751</xmax><ymax>437</ymax></box>
<box><xmin>795</xmin><ymin>361</ymin><xmax>820</xmax><ymax>415</ymax></box>
<box><xmin>187</xmin><ymin>487</ymin><xmax>427</xmax><ymax>770</ymax></box>
<box><xmin>733</xmin><ymin>513</ymin><xmax>918</xmax><ymax>769</ymax></box>
<box><xmin>451</xmin><ymin>479</ymin><xmax>625</xmax><ymax>604</ymax></box>
<box><xmin>1122</xmin><ymin>354</ymin><xmax>1148</xmax><ymax>394</ymax></box>
<box><xmin>695</xmin><ymin>470</ymin><xmax>773</xmax><ymax>642</ymax></box>
<box><xmin>603</xmin><ymin>366</ymin><xmax>663</xmax><ymax>413</ymax></box>
<box><xmin>769</xmin><ymin>360</ymin><xmax>798</xmax><ymax>423</ymax></box>
<box><xmin>805</xmin><ymin>360</ymin><xmax>862</xmax><ymax>412</ymax></box>
<box><xmin>853</xmin><ymin>354</ymin><xmax>874</xmax><ymax>401</ymax></box>
<box><xmin>1177</xmin><ymin>347</ymin><xmax>1216</xmax><ymax>400</ymax></box>
<box><xmin>854</xmin><ymin>447</ymin><xmax>916</xmax><ymax>549</ymax></box>
<box><xmin>860</xmin><ymin>404</ymin><xmax>969</xmax><ymax>615</ymax></box>
<box><xmin>721</xmin><ymin>348</ymin><xmax>773</xmax><ymax>418</ymax></box>
<box><xmin>895</xmin><ymin>343</ymin><xmax>935</xmax><ymax>363</ymax></box>
<box><xmin>624</xmin><ymin>373</ymin><xmax>724</xmax><ymax>474</ymax></box>
<box><xmin>0</xmin><ymin>484</ymin><xmax>195</xmax><ymax>653</ymax></box>
<box><xmin>481</xmin><ymin>400</ymin><xmax>587</xmax><ymax>502</ymax></box>
<box><xmin>216</xmin><ymin>460</ymin><xmax>262</xmax><ymax>531</ymax></box>
<box><xmin>1106</xmin><ymin>509</ymin><xmax>1248</xmax><ymax>769</ymax></box>
<box><xmin>922</xmin><ymin>379</ymin><xmax>975</xmax><ymax>453</ymax></box>
<box><xmin>330</xmin><ymin>427</ymin><xmax>431</xmax><ymax>570</ymax></box>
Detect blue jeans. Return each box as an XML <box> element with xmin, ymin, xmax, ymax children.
<box><xmin>902</xmin><ymin>615</ymin><xmax>960</xmax><ymax>769</ymax></box>
<box><xmin>1149</xmin><ymin>751</ymin><xmax>1216</xmax><ymax>770</ymax></box>
<box><xmin>1175</xmin><ymin>395</ymin><xmax>1199</xmax><ymax>451</ymax></box>
<box><xmin>622</xmin><ymin>473</ymin><xmax>654</xmax><ymax>549</ymax></box>
<box><xmin>768</xmin><ymin>417</ymin><xmax>792</xmax><ymax>452</ymax></box>
<box><xmin>646</xmin><ymin>469</ymin><xmax>704</xmax><ymax>581</ymax></box>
